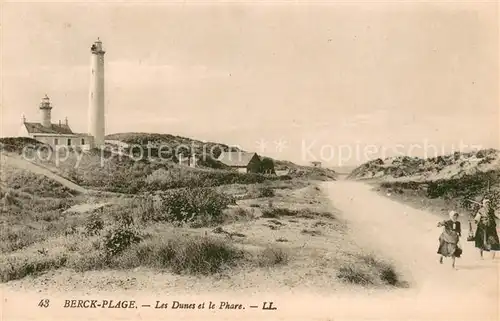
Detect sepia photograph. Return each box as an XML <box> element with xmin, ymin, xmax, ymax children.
<box><xmin>0</xmin><ymin>1</ymin><xmax>499</xmax><ymax>320</ymax></box>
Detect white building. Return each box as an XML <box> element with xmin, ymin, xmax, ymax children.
<box><xmin>19</xmin><ymin>38</ymin><xmax>106</xmax><ymax>150</ymax></box>
<box><xmin>19</xmin><ymin>95</ymin><xmax>94</xmax><ymax>150</ymax></box>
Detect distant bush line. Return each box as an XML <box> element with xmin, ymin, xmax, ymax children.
<box><xmin>22</xmin><ymin>149</ymin><xmax>287</xmax><ymax>194</ymax></box>
<box><xmin>380</xmin><ymin>170</ymin><xmax>500</xmax><ymax>212</ymax></box>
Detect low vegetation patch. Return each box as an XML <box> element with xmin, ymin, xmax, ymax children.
<box><xmin>258</xmin><ymin>185</ymin><xmax>275</xmax><ymax>197</ymax></box>
<box><xmin>0</xmin><ymin>187</ymin><xmax>78</xmax><ymax>254</ymax></box>
<box><xmin>262</xmin><ymin>207</ymin><xmax>298</xmax><ymax>217</ymax></box>
<box><xmin>0</xmin><ymin>230</ymin><xmax>292</xmax><ymax>281</ymax></box>
<box><xmin>261</xmin><ymin>207</ymin><xmax>335</xmax><ymax>220</ymax></box>
<box><xmin>111</xmin><ymin>236</ymin><xmax>245</xmax><ymax>275</ymax></box>
<box><xmin>1</xmin><ymin>164</ymin><xmax>75</xmax><ymax>198</ymax></box>
<box><xmin>16</xmin><ymin>145</ymin><xmax>285</xmax><ymax>194</ymax></box>
<box><xmin>379</xmin><ymin>170</ymin><xmax>500</xmax><ymax>214</ymax></box>
<box><xmin>145</xmin><ymin>167</ymin><xmax>276</xmax><ymax>191</ymax></box>
<box><xmin>221</xmin><ymin>206</ymin><xmax>257</xmax><ymax>223</ymax></box>
<box><xmin>102</xmin><ymin>226</ymin><xmax>142</xmax><ymax>258</ymax></box>
<box><xmin>215</xmin><ymin>179</ymin><xmax>308</xmax><ymax>201</ymax></box>
<box><xmin>359</xmin><ymin>254</ymin><xmax>404</xmax><ymax>286</ymax></box>
<box><xmin>0</xmin><ymin>137</ymin><xmax>51</xmax><ymax>154</ymax></box>
<box><xmin>257</xmin><ymin>246</ymin><xmax>289</xmax><ymax>267</ymax></box>
<box><xmin>336</xmin><ymin>254</ymin><xmax>406</xmax><ymax>287</ymax></box>
<box><xmin>84</xmin><ymin>213</ymin><xmax>105</xmax><ymax>236</ymax></box>
<box><xmin>426</xmin><ymin>170</ymin><xmax>500</xmax><ymax>211</ymax></box>
<box><xmin>301</xmin><ymin>229</ymin><xmax>322</xmax><ymax>236</ymax></box>
<box><xmin>0</xmin><ymin>254</ymin><xmax>68</xmax><ymax>283</ymax></box>
<box><xmin>337</xmin><ymin>264</ymin><xmax>373</xmax><ymax>285</ymax></box>
<box><xmin>133</xmin><ymin>187</ymin><xmax>235</xmax><ymax>227</ymax></box>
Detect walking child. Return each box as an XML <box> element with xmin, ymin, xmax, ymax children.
<box><xmin>437</xmin><ymin>211</ymin><xmax>462</xmax><ymax>268</ymax></box>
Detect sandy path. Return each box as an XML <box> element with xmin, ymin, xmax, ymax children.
<box><xmin>2</xmin><ymin>180</ymin><xmax>499</xmax><ymax>321</ymax></box>
<box><xmin>320</xmin><ymin>180</ymin><xmax>499</xmax><ymax>320</ymax></box>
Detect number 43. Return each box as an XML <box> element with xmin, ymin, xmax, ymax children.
<box><xmin>38</xmin><ymin>299</ymin><xmax>50</xmax><ymax>308</ymax></box>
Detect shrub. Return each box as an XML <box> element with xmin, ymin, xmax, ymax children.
<box><xmin>111</xmin><ymin>210</ymin><xmax>135</xmax><ymax>228</ymax></box>
<box><xmin>357</xmin><ymin>254</ymin><xmax>405</xmax><ymax>287</ymax></box>
<box><xmin>131</xmin><ymin>195</ymin><xmax>159</xmax><ymax>222</ymax></box>
<box><xmin>258</xmin><ymin>186</ymin><xmax>275</xmax><ymax>197</ymax></box>
<box><xmin>379</xmin><ymin>265</ymin><xmax>399</xmax><ymax>286</ymax></box>
<box><xmin>36</xmin><ymin>210</ymin><xmax>61</xmax><ymax>222</ymax></box>
<box><xmin>164</xmin><ymin>188</ymin><xmax>231</xmax><ymax>224</ymax></box>
<box><xmin>259</xmin><ymin>157</ymin><xmax>276</xmax><ymax>174</ymax></box>
<box><xmin>301</xmin><ymin>229</ymin><xmax>322</xmax><ymax>236</ymax></box>
<box><xmin>111</xmin><ymin>236</ymin><xmax>244</xmax><ymax>275</ymax></box>
<box><xmin>337</xmin><ymin>264</ymin><xmax>372</xmax><ymax>285</ymax></box>
<box><xmin>169</xmin><ymin>237</ymin><xmax>244</xmax><ymax>274</ymax></box>
<box><xmin>261</xmin><ymin>207</ymin><xmax>298</xmax><ymax>218</ymax></box>
<box><xmin>84</xmin><ymin>213</ymin><xmax>104</xmax><ymax>236</ymax></box>
<box><xmin>222</xmin><ymin>206</ymin><xmax>256</xmax><ymax>223</ymax></box>
<box><xmin>257</xmin><ymin>247</ymin><xmax>289</xmax><ymax>267</ymax></box>
<box><xmin>261</xmin><ymin>209</ymin><xmax>280</xmax><ymax>218</ymax></box>
<box><xmin>133</xmin><ymin>188</ymin><xmax>234</xmax><ymax>227</ymax></box>
<box><xmin>101</xmin><ymin>226</ymin><xmax>142</xmax><ymax>258</ymax></box>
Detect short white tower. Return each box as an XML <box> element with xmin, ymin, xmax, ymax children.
<box><xmin>88</xmin><ymin>38</ymin><xmax>106</xmax><ymax>148</ymax></box>
<box><xmin>39</xmin><ymin>94</ymin><xmax>52</xmax><ymax>128</ymax></box>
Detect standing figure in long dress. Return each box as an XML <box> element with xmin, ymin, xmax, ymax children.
<box><xmin>437</xmin><ymin>211</ymin><xmax>462</xmax><ymax>268</ymax></box>
<box><xmin>474</xmin><ymin>198</ymin><xmax>500</xmax><ymax>259</ymax></box>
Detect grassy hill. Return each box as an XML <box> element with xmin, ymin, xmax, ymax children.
<box><xmin>106</xmin><ymin>132</ymin><xmax>240</xmax><ymax>152</ymax></box>
<box><xmin>106</xmin><ymin>132</ymin><xmax>337</xmax><ymax>181</ymax></box>
<box><xmin>348</xmin><ymin>149</ymin><xmax>500</xmax><ymax>215</ymax></box>
<box><xmin>0</xmin><ymin>133</ymin><xmax>336</xmax><ymax>195</ymax></box>
<box><xmin>0</xmin><ymin>157</ymin><xmax>82</xmax><ymax>254</ymax></box>
<box><xmin>105</xmin><ymin>132</ymin><xmax>239</xmax><ymax>163</ymax></box>
<box><xmin>0</xmin><ymin>137</ymin><xmax>52</xmax><ymax>154</ymax></box>
<box><xmin>347</xmin><ymin>148</ymin><xmax>499</xmax><ymax>182</ymax></box>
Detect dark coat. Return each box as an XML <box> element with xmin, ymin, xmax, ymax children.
<box><xmin>474</xmin><ymin>208</ymin><xmax>500</xmax><ymax>251</ymax></box>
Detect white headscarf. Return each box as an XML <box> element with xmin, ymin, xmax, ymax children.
<box><xmin>449</xmin><ymin>211</ymin><xmax>458</xmax><ymax>221</ymax></box>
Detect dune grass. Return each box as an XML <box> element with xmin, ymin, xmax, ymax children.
<box><xmin>336</xmin><ymin>253</ymin><xmax>407</xmax><ymax>287</ymax></box>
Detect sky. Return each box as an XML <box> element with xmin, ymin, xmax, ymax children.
<box><xmin>1</xmin><ymin>1</ymin><xmax>499</xmax><ymax>166</ymax></box>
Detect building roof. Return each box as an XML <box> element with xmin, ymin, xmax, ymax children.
<box><xmin>73</xmin><ymin>133</ymin><xmax>93</xmax><ymax>137</ymax></box>
<box><xmin>24</xmin><ymin>122</ymin><xmax>74</xmax><ymax>135</ymax></box>
<box><xmin>218</xmin><ymin>151</ymin><xmax>259</xmax><ymax>167</ymax></box>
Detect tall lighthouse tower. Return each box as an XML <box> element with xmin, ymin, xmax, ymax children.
<box><xmin>88</xmin><ymin>38</ymin><xmax>106</xmax><ymax>148</ymax></box>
